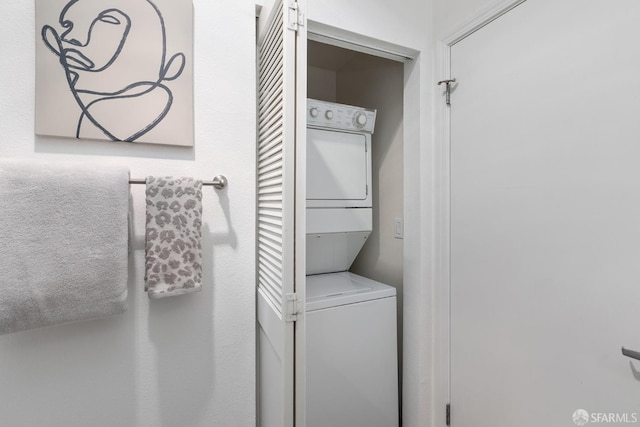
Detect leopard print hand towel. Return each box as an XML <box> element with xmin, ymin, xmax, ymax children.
<box><xmin>145</xmin><ymin>177</ymin><xmax>203</xmax><ymax>299</ymax></box>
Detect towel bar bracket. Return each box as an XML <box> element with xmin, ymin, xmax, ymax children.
<box><xmin>129</xmin><ymin>175</ymin><xmax>228</xmax><ymax>190</ymax></box>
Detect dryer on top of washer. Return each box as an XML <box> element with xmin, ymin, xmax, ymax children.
<box><xmin>306</xmin><ymin>99</ymin><xmax>376</xmax><ymax>210</ymax></box>
<box><xmin>306</xmin><ymin>99</ymin><xmax>377</xmax><ymax>276</ymax></box>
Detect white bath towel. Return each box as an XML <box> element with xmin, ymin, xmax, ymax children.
<box><xmin>0</xmin><ymin>158</ymin><xmax>130</xmax><ymax>335</ymax></box>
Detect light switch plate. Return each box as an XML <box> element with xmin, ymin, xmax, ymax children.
<box><xmin>394</xmin><ymin>218</ymin><xmax>403</xmax><ymax>239</ymax></box>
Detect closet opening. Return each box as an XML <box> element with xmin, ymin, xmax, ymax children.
<box><xmin>305</xmin><ymin>37</ymin><xmax>405</xmax><ymax>426</ymax></box>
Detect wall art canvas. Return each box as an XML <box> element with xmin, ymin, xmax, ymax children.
<box><xmin>35</xmin><ymin>0</ymin><xmax>194</xmax><ymax>146</ymax></box>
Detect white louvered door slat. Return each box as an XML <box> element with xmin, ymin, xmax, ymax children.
<box><xmin>256</xmin><ymin>0</ymin><xmax>306</xmax><ymax>426</ymax></box>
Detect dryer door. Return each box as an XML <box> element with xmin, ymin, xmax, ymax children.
<box><xmin>307</xmin><ymin>128</ymin><xmax>371</xmax><ymax>208</ymax></box>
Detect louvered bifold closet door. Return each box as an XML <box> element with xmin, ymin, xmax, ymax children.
<box><xmin>258</xmin><ymin>0</ymin><xmax>294</xmax><ymax>314</ymax></box>
<box><xmin>256</xmin><ymin>0</ymin><xmax>298</xmax><ymax>426</ymax></box>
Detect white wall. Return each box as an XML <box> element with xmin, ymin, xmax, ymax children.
<box><xmin>434</xmin><ymin>0</ymin><xmax>500</xmax><ymax>37</ymax></box>
<box><xmin>0</xmin><ymin>1</ymin><xmax>256</xmax><ymax>426</ymax></box>
<box><xmin>308</xmin><ymin>0</ymin><xmax>428</xmax><ymax>53</ymax></box>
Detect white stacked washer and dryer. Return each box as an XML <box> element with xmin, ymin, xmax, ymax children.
<box><xmin>305</xmin><ymin>98</ymin><xmax>399</xmax><ymax>427</ymax></box>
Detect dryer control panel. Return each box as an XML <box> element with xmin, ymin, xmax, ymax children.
<box><xmin>307</xmin><ymin>99</ymin><xmax>377</xmax><ymax>133</ymax></box>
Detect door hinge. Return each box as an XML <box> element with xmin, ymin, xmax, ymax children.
<box><xmin>284</xmin><ymin>293</ymin><xmax>303</xmax><ymax>322</ymax></box>
<box><xmin>437</xmin><ymin>78</ymin><xmax>456</xmax><ymax>106</ymax></box>
<box><xmin>286</xmin><ymin>1</ymin><xmax>305</xmax><ymax>32</ymax></box>
<box><xmin>446</xmin><ymin>403</ymin><xmax>451</xmax><ymax>426</ymax></box>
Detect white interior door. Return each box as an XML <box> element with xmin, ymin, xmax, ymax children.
<box><xmin>257</xmin><ymin>1</ymin><xmax>306</xmax><ymax>426</ymax></box>
<box><xmin>450</xmin><ymin>1</ymin><xmax>640</xmax><ymax>425</ymax></box>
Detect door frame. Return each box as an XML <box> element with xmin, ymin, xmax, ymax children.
<box><xmin>433</xmin><ymin>0</ymin><xmax>528</xmax><ymax>425</ymax></box>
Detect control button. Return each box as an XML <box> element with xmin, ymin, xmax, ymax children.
<box><xmin>325</xmin><ymin>110</ymin><xmax>334</xmax><ymax>120</ymax></box>
<box><xmin>354</xmin><ymin>112</ymin><xmax>367</xmax><ymax>127</ymax></box>
<box><xmin>310</xmin><ymin>108</ymin><xmax>319</xmax><ymax>118</ymax></box>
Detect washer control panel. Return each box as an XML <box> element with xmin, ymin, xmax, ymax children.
<box><xmin>307</xmin><ymin>99</ymin><xmax>376</xmax><ymax>133</ymax></box>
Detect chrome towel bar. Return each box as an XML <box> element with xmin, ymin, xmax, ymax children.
<box><xmin>128</xmin><ymin>175</ymin><xmax>228</xmax><ymax>190</ymax></box>
<box><xmin>622</xmin><ymin>347</ymin><xmax>640</xmax><ymax>361</ymax></box>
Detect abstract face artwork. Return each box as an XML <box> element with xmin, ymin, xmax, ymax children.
<box><xmin>35</xmin><ymin>0</ymin><xmax>194</xmax><ymax>146</ymax></box>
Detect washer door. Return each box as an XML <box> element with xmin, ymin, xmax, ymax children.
<box><xmin>307</xmin><ymin>128</ymin><xmax>371</xmax><ymax>208</ymax></box>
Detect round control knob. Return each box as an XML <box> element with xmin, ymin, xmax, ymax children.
<box><xmin>354</xmin><ymin>112</ymin><xmax>368</xmax><ymax>127</ymax></box>
<box><xmin>325</xmin><ymin>110</ymin><xmax>334</xmax><ymax>120</ymax></box>
<box><xmin>310</xmin><ymin>107</ymin><xmax>319</xmax><ymax>118</ymax></box>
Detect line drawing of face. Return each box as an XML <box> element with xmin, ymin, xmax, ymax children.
<box><xmin>41</xmin><ymin>0</ymin><xmax>186</xmax><ymax>142</ymax></box>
